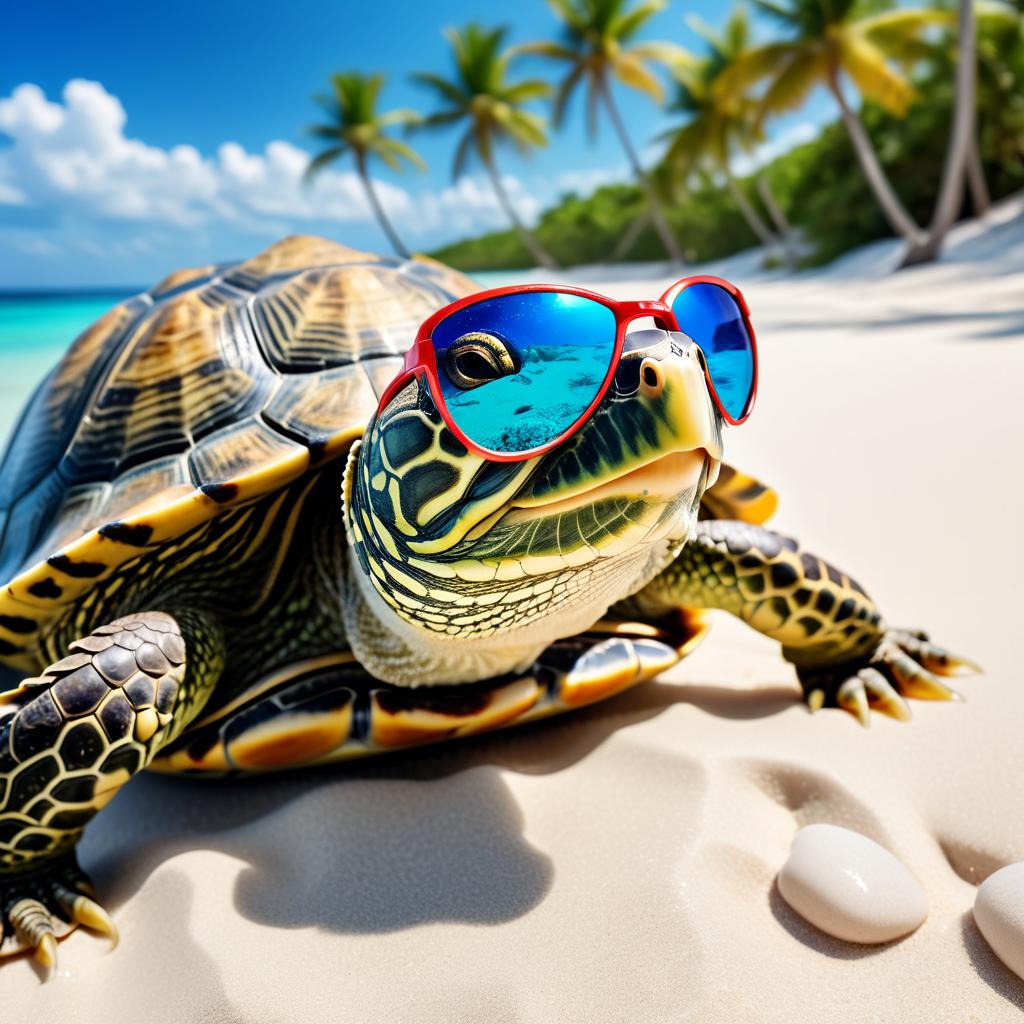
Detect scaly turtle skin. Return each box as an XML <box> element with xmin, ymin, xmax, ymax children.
<box><xmin>0</xmin><ymin>236</ymin><xmax>975</xmax><ymax>975</ymax></box>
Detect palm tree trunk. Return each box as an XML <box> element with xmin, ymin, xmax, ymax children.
<box><xmin>966</xmin><ymin>132</ymin><xmax>991</xmax><ymax>215</ymax></box>
<box><xmin>900</xmin><ymin>0</ymin><xmax>976</xmax><ymax>267</ymax></box>
<box><xmin>756</xmin><ymin>175</ymin><xmax>793</xmax><ymax>237</ymax></box>
<box><xmin>826</xmin><ymin>71</ymin><xmax>923</xmax><ymax>244</ymax></box>
<box><xmin>597</xmin><ymin>77</ymin><xmax>684</xmax><ymax>265</ymax></box>
<box><xmin>607</xmin><ymin>210</ymin><xmax>651</xmax><ymax>262</ymax></box>
<box><xmin>723</xmin><ymin>166</ymin><xmax>778</xmax><ymax>249</ymax></box>
<box><xmin>479</xmin><ymin>150</ymin><xmax>559</xmax><ymax>270</ymax></box>
<box><xmin>356</xmin><ymin>152</ymin><xmax>412</xmax><ymax>259</ymax></box>
<box><xmin>756</xmin><ymin>175</ymin><xmax>800</xmax><ymax>267</ymax></box>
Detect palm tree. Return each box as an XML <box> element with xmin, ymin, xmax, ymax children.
<box><xmin>894</xmin><ymin>1</ymin><xmax>1019</xmax><ymax>265</ymax></box>
<box><xmin>412</xmin><ymin>24</ymin><xmax>560</xmax><ymax>270</ymax></box>
<box><xmin>519</xmin><ymin>0</ymin><xmax>688</xmax><ymax>263</ymax></box>
<box><xmin>660</xmin><ymin>9</ymin><xmax>785</xmax><ymax>257</ymax></box>
<box><xmin>721</xmin><ymin>1</ymin><xmax>949</xmax><ymax>244</ymax></box>
<box><xmin>901</xmin><ymin>0</ymin><xmax>977</xmax><ymax>265</ymax></box>
<box><xmin>306</xmin><ymin>72</ymin><xmax>424</xmax><ymax>259</ymax></box>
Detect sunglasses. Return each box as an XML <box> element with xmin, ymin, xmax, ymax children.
<box><xmin>376</xmin><ymin>276</ymin><xmax>758</xmax><ymax>462</ymax></box>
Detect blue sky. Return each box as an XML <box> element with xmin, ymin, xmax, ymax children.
<box><xmin>0</xmin><ymin>0</ymin><xmax>828</xmax><ymax>288</ymax></box>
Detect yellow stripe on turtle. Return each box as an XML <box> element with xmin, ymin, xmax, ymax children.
<box><xmin>699</xmin><ymin>462</ymin><xmax>778</xmax><ymax>525</ymax></box>
<box><xmin>369</xmin><ymin>677</ymin><xmax>541</xmax><ymax>750</ymax></box>
<box><xmin>150</xmin><ymin>617</ymin><xmax>709</xmax><ymax>778</ymax></box>
<box><xmin>554</xmin><ymin>613</ymin><xmax>709</xmax><ymax>708</ymax></box>
<box><xmin>226</xmin><ymin>700</ymin><xmax>355</xmax><ymax>771</ymax></box>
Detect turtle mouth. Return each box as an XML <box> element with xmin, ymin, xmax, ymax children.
<box><xmin>509</xmin><ymin>448</ymin><xmax>712</xmax><ymax>517</ymax></box>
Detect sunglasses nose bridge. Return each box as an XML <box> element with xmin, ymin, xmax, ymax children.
<box><xmin>617</xmin><ymin>302</ymin><xmax>675</xmax><ymax>333</ymax></box>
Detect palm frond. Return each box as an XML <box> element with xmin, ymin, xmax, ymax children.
<box><xmin>854</xmin><ymin>8</ymin><xmax>950</xmax><ymax>68</ymax></box>
<box><xmin>662</xmin><ymin>119</ymin><xmax>712</xmax><ymax>181</ymax></box>
<box><xmin>371</xmin><ymin>137</ymin><xmax>427</xmax><ymax>172</ymax></box>
<box><xmin>756</xmin><ymin>49</ymin><xmax>826</xmax><ymax>123</ymax></box>
<box><xmin>307</xmin><ymin>123</ymin><xmax>345</xmax><ymax>141</ymax></box>
<box><xmin>512</xmin><ymin>40</ymin><xmax>578</xmax><ymax>61</ymax></box>
<box><xmin>611</xmin><ymin>0</ymin><xmax>667</xmax><ymax>42</ymax></box>
<box><xmin>613</xmin><ymin>53</ymin><xmax>665</xmax><ymax>102</ymax></box>
<box><xmin>419</xmin><ymin>109</ymin><xmax>465</xmax><ymax>129</ymax></box>
<box><xmin>410</xmin><ymin>71</ymin><xmax>469</xmax><ymax>108</ymax></box>
<box><xmin>493</xmin><ymin>105</ymin><xmax>550</xmax><ymax>150</ymax></box>
<box><xmin>503</xmin><ymin>79</ymin><xmax>553</xmax><ymax>103</ymax></box>
<box><xmin>714</xmin><ymin>41</ymin><xmax>803</xmax><ymax>98</ymax></box>
<box><xmin>857</xmin><ymin>7</ymin><xmax>953</xmax><ymax>40</ymax></box>
<box><xmin>303</xmin><ymin>145</ymin><xmax>348</xmax><ymax>183</ymax></box>
<box><xmin>552</xmin><ymin>64</ymin><xmax>586</xmax><ymax>126</ymax></box>
<box><xmin>312</xmin><ymin>92</ymin><xmax>341</xmax><ymax>120</ymax></box>
<box><xmin>839</xmin><ymin>33</ymin><xmax>915</xmax><ymax>117</ymax></box>
<box><xmin>548</xmin><ymin>0</ymin><xmax>590</xmax><ymax>35</ymax></box>
<box><xmin>750</xmin><ymin>0</ymin><xmax>801</xmax><ymax>30</ymax></box>
<box><xmin>628</xmin><ymin>40</ymin><xmax>693</xmax><ymax>71</ymax></box>
<box><xmin>376</xmin><ymin>108</ymin><xmax>424</xmax><ymax>128</ymax></box>
<box><xmin>685</xmin><ymin>12</ymin><xmax>720</xmax><ymax>49</ymax></box>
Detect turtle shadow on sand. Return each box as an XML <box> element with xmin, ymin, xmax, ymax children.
<box><xmin>960</xmin><ymin>911</ymin><xmax>1024</xmax><ymax>1012</ymax></box>
<box><xmin>76</xmin><ymin>676</ymin><xmax>797</xmax><ymax>938</ymax></box>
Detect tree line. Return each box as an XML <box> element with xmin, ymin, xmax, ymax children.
<box><xmin>306</xmin><ymin>0</ymin><xmax>1022</xmax><ymax>272</ymax></box>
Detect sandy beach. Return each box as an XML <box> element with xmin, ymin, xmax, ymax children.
<box><xmin>2</xmin><ymin>200</ymin><xmax>1023</xmax><ymax>1022</ymax></box>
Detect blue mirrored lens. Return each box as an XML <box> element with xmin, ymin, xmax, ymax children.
<box><xmin>671</xmin><ymin>283</ymin><xmax>754</xmax><ymax>420</ymax></box>
<box><xmin>432</xmin><ymin>292</ymin><xmax>617</xmax><ymax>453</ymax></box>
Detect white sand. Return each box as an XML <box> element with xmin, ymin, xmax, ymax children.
<box><xmin>4</xmin><ymin>201</ymin><xmax>1024</xmax><ymax>1020</ymax></box>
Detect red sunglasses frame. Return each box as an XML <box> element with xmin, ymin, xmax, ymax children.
<box><xmin>375</xmin><ymin>275</ymin><xmax>758</xmax><ymax>463</ymax></box>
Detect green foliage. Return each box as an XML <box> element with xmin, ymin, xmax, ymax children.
<box><xmin>431</xmin><ymin>179</ymin><xmax>757</xmax><ymax>270</ymax></box>
<box><xmin>431</xmin><ymin>14</ymin><xmax>1024</xmax><ymax>273</ymax></box>
<box><xmin>976</xmin><ymin>6</ymin><xmax>1024</xmax><ymax>197</ymax></box>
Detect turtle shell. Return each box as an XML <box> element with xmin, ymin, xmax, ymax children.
<box><xmin>0</xmin><ymin>235</ymin><xmax>476</xmax><ymax>670</ymax></box>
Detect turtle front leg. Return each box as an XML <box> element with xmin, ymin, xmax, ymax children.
<box><xmin>618</xmin><ymin>520</ymin><xmax>978</xmax><ymax>725</ymax></box>
<box><xmin>0</xmin><ymin>610</ymin><xmax>222</xmax><ymax>976</ymax></box>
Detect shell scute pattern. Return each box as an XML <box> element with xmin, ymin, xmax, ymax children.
<box><xmin>250</xmin><ymin>263</ymin><xmax>442</xmax><ymax>371</ymax></box>
<box><xmin>0</xmin><ymin>236</ymin><xmax>473</xmax><ymax>669</ymax></box>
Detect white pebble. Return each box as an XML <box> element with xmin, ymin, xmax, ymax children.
<box><xmin>973</xmin><ymin>862</ymin><xmax>1024</xmax><ymax>981</ymax></box>
<box><xmin>778</xmin><ymin>823</ymin><xmax>928</xmax><ymax>944</ymax></box>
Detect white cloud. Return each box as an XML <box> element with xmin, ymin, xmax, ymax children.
<box><xmin>0</xmin><ymin>79</ymin><xmax>545</xmax><ymax>248</ymax></box>
<box><xmin>551</xmin><ymin>165</ymin><xmax>626</xmax><ymax>197</ymax></box>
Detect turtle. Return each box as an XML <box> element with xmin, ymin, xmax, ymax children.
<box><xmin>0</xmin><ymin>235</ymin><xmax>976</xmax><ymax>977</ymax></box>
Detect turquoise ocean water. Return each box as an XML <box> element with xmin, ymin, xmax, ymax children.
<box><xmin>0</xmin><ymin>291</ymin><xmax>138</xmax><ymax>448</ymax></box>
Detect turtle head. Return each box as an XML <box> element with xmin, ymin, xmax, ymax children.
<box><xmin>343</xmin><ymin>328</ymin><xmax>724</xmax><ymax>685</ymax></box>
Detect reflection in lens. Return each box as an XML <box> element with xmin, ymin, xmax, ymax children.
<box><xmin>431</xmin><ymin>292</ymin><xmax>617</xmax><ymax>453</ymax></box>
<box><xmin>671</xmin><ymin>282</ymin><xmax>754</xmax><ymax>420</ymax></box>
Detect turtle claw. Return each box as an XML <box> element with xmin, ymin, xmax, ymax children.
<box><xmin>798</xmin><ymin>627</ymin><xmax>976</xmax><ymax>725</ymax></box>
<box><xmin>34</xmin><ymin>931</ymin><xmax>57</xmax><ymax>979</ymax></box>
<box><xmin>68</xmin><ymin>894</ymin><xmax>119</xmax><ymax>950</ymax></box>
<box><xmin>859</xmin><ymin>666</ymin><xmax>912</xmax><ymax>722</ymax></box>
<box><xmin>888</xmin><ymin>629</ymin><xmax>980</xmax><ymax>676</ymax></box>
<box><xmin>8</xmin><ymin>897</ymin><xmax>58</xmax><ymax>979</ymax></box>
<box><xmin>837</xmin><ymin>677</ymin><xmax>871</xmax><ymax>728</ymax></box>
<box><xmin>1</xmin><ymin>853</ymin><xmax>113</xmax><ymax>977</ymax></box>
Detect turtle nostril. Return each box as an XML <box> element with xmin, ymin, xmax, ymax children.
<box><xmin>639</xmin><ymin>358</ymin><xmax>665</xmax><ymax>398</ymax></box>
